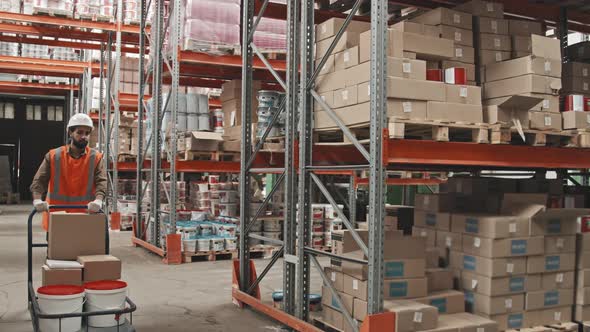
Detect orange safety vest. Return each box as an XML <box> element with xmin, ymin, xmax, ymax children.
<box><xmin>42</xmin><ymin>145</ymin><xmax>103</xmax><ymax>231</ymax></box>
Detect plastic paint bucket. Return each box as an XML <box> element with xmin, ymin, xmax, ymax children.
<box><xmin>220</xmin><ymin>203</ymin><xmax>238</xmax><ymax>217</ymax></box>
<box><xmin>37</xmin><ymin>285</ymin><xmax>85</xmax><ymax>332</ymax></box>
<box><xmin>225</xmin><ymin>237</ymin><xmax>237</xmax><ymax>250</ymax></box>
<box><xmin>196</xmin><ymin>238</ymin><xmax>211</xmax><ymax>251</ymax></box>
<box><xmin>84</xmin><ymin>281</ymin><xmax>127</xmax><ymax>328</ymax></box>
<box><xmin>211</xmin><ymin>238</ymin><xmax>225</xmax><ymax>251</ymax></box>
<box><xmin>199</xmin><ymin>224</ymin><xmax>213</xmax><ymax>236</ymax></box>
<box><xmin>219</xmin><ymin>190</ymin><xmax>238</xmax><ymax>203</ymax></box>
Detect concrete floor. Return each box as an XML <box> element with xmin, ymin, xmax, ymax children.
<box><xmin>0</xmin><ymin>205</ymin><xmax>324</xmax><ymax>331</ymax></box>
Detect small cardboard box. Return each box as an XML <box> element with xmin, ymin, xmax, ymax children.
<box><xmin>450</xmin><ymin>213</ymin><xmax>529</xmax><ymax>239</ymax></box>
<box><xmin>384</xmin><ymin>300</ymin><xmax>439</xmax><ymax>332</ymax></box>
<box><xmin>512</xmin><ymin>35</ymin><xmax>532</xmax><ymax>53</ymax></box>
<box><xmin>387</xmin><ymin>57</ymin><xmax>428</xmax><ymax>80</ymax></box>
<box><xmin>442</xmin><ymin>61</ymin><xmax>475</xmax><ymax>81</ymax></box>
<box><xmin>451</xmin><ymin>45</ymin><xmax>475</xmax><ymax>64</ymax></box>
<box><xmin>461</xmin><ymin>271</ymin><xmax>541</xmax><ymax>296</ymax></box>
<box><xmin>485</xmin><ymin>56</ymin><xmax>562</xmax><ymax>82</ymax></box>
<box><xmin>426</xmin><ymin>102</ymin><xmax>483</xmax><ymax>124</ymax></box>
<box><xmin>542</xmin><ymin>271</ymin><xmax>575</xmax><ymax>290</ymax></box>
<box><xmin>360</xmin><ymin>29</ymin><xmax>403</xmax><ymax>63</ymax></box>
<box><xmin>353</xmin><ymin>298</ymin><xmax>367</xmax><ymax>321</ymax></box>
<box><xmin>77</xmin><ymin>255</ymin><xmax>121</xmax><ymax>282</ymax></box>
<box><xmin>426</xmin><ymin>268</ymin><xmax>454</xmax><ymax>292</ymax></box>
<box><xmin>508</xmin><ymin>19</ymin><xmax>543</xmax><ymax>36</ymax></box>
<box><xmin>563</xmin><ymin>62</ymin><xmax>590</xmax><ymax>78</ymax></box>
<box><xmin>384</xmin><ymin>277</ymin><xmax>428</xmax><ymax>300</ymax></box>
<box><xmin>461</xmin><ymin>235</ymin><xmax>544</xmax><ymax>258</ymax></box>
<box><xmin>531</xmin><ymin>35</ymin><xmax>561</xmax><ymax>61</ymax></box>
<box><xmin>415</xmin><ymin>193</ymin><xmax>456</xmax><ymax>213</ymax></box>
<box><xmin>479</xmin><ymin>33</ymin><xmax>511</xmax><ymax>51</ymax></box>
<box><xmin>577</xmin><ymin>233</ymin><xmax>590</xmax><ymax>252</ymax></box>
<box><xmin>526</xmin><ymin>306</ymin><xmax>572</xmax><ymax>327</ymax></box>
<box><xmin>325</xmin><ymin>266</ymin><xmax>344</xmax><ymax>292</ymax></box>
<box><xmin>465</xmin><ymin>292</ymin><xmax>525</xmax><ymax>315</ymax></box>
<box><xmin>480</xmin><ymin>50</ymin><xmax>511</xmax><ymax>66</ymax></box>
<box><xmin>455</xmin><ymin>0</ymin><xmax>504</xmax><ymax>18</ymax></box>
<box><xmin>403</xmin><ymin>32</ymin><xmax>455</xmax><ymax>60</ymax></box>
<box><xmin>435</xmin><ymin>230</ymin><xmax>462</xmax><ymax>251</ymax></box>
<box><xmin>48</xmin><ymin>213</ymin><xmax>106</xmax><ymax>260</ymax></box>
<box><xmin>525</xmin><ymin>289</ymin><xmax>574</xmax><ymax>310</ymax></box>
<box><xmin>457</xmin><ymin>254</ymin><xmax>527</xmax><ymax>278</ymax></box>
<box><xmin>480</xmin><ymin>312</ymin><xmax>526</xmax><ymax>331</ymax></box>
<box><xmin>314</xmin><ymin>90</ymin><xmax>335</xmax><ymax>111</ymax></box>
<box><xmin>563</xmin><ymin>111</ymin><xmax>590</xmax><ymax>130</ymax></box>
<box><xmin>388</xmin><ymin>77</ymin><xmax>446</xmax><ymax>101</ymax></box>
<box><xmin>411</xmin><ymin>8</ymin><xmax>472</xmax><ymax>30</ymax></box>
<box><xmin>316</xmin><ymin>54</ymin><xmax>335</xmax><ymax>75</ymax></box>
<box><xmin>315</xmin><ymin>18</ymin><xmax>370</xmax><ymax>42</ymax></box>
<box><xmin>185</xmin><ymin>131</ymin><xmax>223</xmax><ymax>152</ymax></box>
<box><xmin>451</xmin><ymin>312</ymin><xmax>499</xmax><ymax>332</ymax></box>
<box><xmin>577</xmin><ymin>288</ymin><xmax>590</xmax><ymax>305</ymax></box>
<box><xmin>322</xmin><ymin>305</ymin><xmax>344</xmax><ymax>330</ymax></box>
<box><xmin>445</xmin><ymin>85</ymin><xmax>482</xmax><ymax>105</ymax></box>
<box><xmin>321</xmin><ymin>286</ymin><xmax>353</xmax><ymax>314</ymax></box>
<box><xmin>383</xmin><ymin>259</ymin><xmax>426</xmax><ymax>279</ymax></box>
<box><xmin>478</xmin><ymin>17</ymin><xmax>509</xmax><ymax>34</ymax></box>
<box><xmin>528</xmin><ymin>111</ymin><xmax>562</xmax><ymax>131</ymax></box>
<box><xmin>575</xmin><ymin>305</ymin><xmax>590</xmax><ymax>321</ymax></box>
<box><xmin>530</xmin><ymin>209</ymin><xmax>589</xmax><ymax>236</ymax></box>
<box><xmin>335</xmin><ymin>47</ymin><xmax>359</xmax><ymax>70</ymax></box>
<box><xmin>484</xmin><ymin>74</ymin><xmax>561</xmax><ymax>99</ymax></box>
<box><xmin>315</xmin><ymin>32</ymin><xmax>361</xmax><ymax>59</ymax></box>
<box><xmin>438</xmin><ymin>25</ymin><xmax>474</xmax><ymax>47</ymax></box>
<box><xmin>343</xmin><ymin>274</ymin><xmax>367</xmax><ymax>300</ymax></box>
<box><xmin>416</xmin><ymin>290</ymin><xmax>465</xmax><ymax>314</ymax></box>
<box><xmin>387</xmin><ymin>99</ymin><xmax>428</xmax><ymax>120</ymax></box>
<box><xmin>444</xmin><ymin>177</ymin><xmax>490</xmax><ymax>195</ymax></box>
<box><xmin>333</xmin><ymin>86</ymin><xmax>358</xmax><ymax>108</ymax></box>
<box><xmin>220</xmin><ymin>80</ymin><xmax>261</xmax><ymax>101</ymax></box>
<box><xmin>544</xmin><ymin>236</ymin><xmax>576</xmax><ymax>254</ymax></box>
<box><xmin>562</xmin><ymin>77</ymin><xmax>590</xmax><ymax>94</ymax></box>
<box><xmin>578</xmin><ymin>269</ymin><xmax>590</xmax><ymax>288</ymax></box>
<box><xmin>316</xmin><ymin>70</ymin><xmax>347</xmax><ymax>93</ymax></box>
<box><xmin>41</xmin><ymin>265</ymin><xmax>82</xmax><ymax>286</ymax></box>
<box><xmin>426</xmin><ymin>247</ymin><xmax>443</xmax><ymax>268</ymax></box>
<box><xmin>413</xmin><ymin>226</ymin><xmax>436</xmax><ymax>247</ymax></box>
<box><xmin>414</xmin><ymin>211</ymin><xmax>452</xmax><ymax>231</ymax></box>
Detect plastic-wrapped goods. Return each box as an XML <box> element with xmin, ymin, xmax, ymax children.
<box><xmin>0</xmin><ymin>0</ymin><xmax>20</xmax><ymax>13</ymax></box>
<box><xmin>76</xmin><ymin>0</ymin><xmax>114</xmax><ymax>20</ymax></box>
<box><xmin>182</xmin><ymin>0</ymin><xmax>241</xmax><ymax>53</ymax></box>
<box><xmin>0</xmin><ymin>42</ymin><xmax>18</xmax><ymax>57</ymax></box>
<box><xmin>21</xmin><ymin>44</ymin><xmax>49</xmax><ymax>59</ymax></box>
<box><xmin>253</xmin><ymin>32</ymin><xmax>287</xmax><ymax>52</ymax></box>
<box><xmin>32</xmin><ymin>0</ymin><xmax>75</xmax><ymax>16</ymax></box>
<box><xmin>50</xmin><ymin>47</ymin><xmax>78</xmax><ymax>61</ymax></box>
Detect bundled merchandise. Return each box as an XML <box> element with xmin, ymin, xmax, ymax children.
<box><xmin>253</xmin><ymin>17</ymin><xmax>287</xmax><ymax>52</ymax></box>
<box><xmin>143</xmin><ymin>181</ymin><xmax>186</xmax><ymax>206</ymax></box>
<box><xmin>123</xmin><ymin>0</ymin><xmax>141</xmax><ymax>23</ymax></box>
<box><xmin>0</xmin><ymin>0</ymin><xmax>20</xmax><ymax>13</ymax></box>
<box><xmin>220</xmin><ymin>79</ymin><xmax>261</xmax><ymax>147</ymax></box>
<box><xmin>0</xmin><ymin>41</ymin><xmax>18</xmax><ymax>57</ymax></box>
<box><xmin>311</xmin><ymin>203</ymin><xmax>343</xmax><ymax>250</ymax></box>
<box><xmin>188</xmin><ymin>177</ymin><xmax>239</xmax><ymax>218</ymax></box>
<box><xmin>50</xmin><ymin>47</ymin><xmax>78</xmax><ymax>61</ymax></box>
<box><xmin>21</xmin><ymin>43</ymin><xmax>49</xmax><ymax>59</ymax></box>
<box><xmin>186</xmin><ymin>88</ymin><xmax>211</xmax><ymax>132</ymax></box>
<box><xmin>32</xmin><ymin>0</ymin><xmax>75</xmax><ymax>17</ymax></box>
<box><xmin>177</xmin><ymin>220</ymin><xmax>237</xmax><ymax>253</ymax></box>
<box><xmin>120</xmin><ymin>56</ymin><xmax>140</xmax><ymax>95</ymax></box>
<box><xmin>256</xmin><ymin>90</ymin><xmax>286</xmax><ymax>138</ymax></box>
<box><xmin>561</xmin><ymin>60</ymin><xmax>590</xmax><ymax>130</ymax></box>
<box><xmin>76</xmin><ymin>0</ymin><xmax>115</xmax><ymax>21</ymax></box>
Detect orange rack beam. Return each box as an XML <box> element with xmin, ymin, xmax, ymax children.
<box><xmin>0</xmin><ymin>81</ymin><xmax>77</xmax><ymax>96</ymax></box>
<box><xmin>0</xmin><ymin>55</ymin><xmax>101</xmax><ymax>78</ymax></box>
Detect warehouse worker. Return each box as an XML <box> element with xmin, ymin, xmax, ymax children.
<box><xmin>30</xmin><ymin>113</ymin><xmax>107</xmax><ymax>231</ymax></box>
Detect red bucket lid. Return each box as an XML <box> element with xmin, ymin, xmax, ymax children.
<box><xmin>84</xmin><ymin>280</ymin><xmax>127</xmax><ymax>291</ymax></box>
<box><xmin>38</xmin><ymin>285</ymin><xmax>85</xmax><ymax>296</ymax></box>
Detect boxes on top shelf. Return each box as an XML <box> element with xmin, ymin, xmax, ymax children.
<box><xmin>454</xmin><ymin>0</ymin><xmax>504</xmax><ymax>18</ymax></box>
<box><xmin>315</xmin><ymin>17</ymin><xmax>370</xmax><ymax>42</ymax></box>
<box><xmin>410</xmin><ymin>7</ymin><xmax>473</xmax><ymax>30</ymax></box>
<box><xmin>484</xmin><ymin>56</ymin><xmax>562</xmax><ymax>82</ymax></box>
<box><xmin>508</xmin><ymin>20</ymin><xmax>543</xmax><ymax>37</ymax></box>
<box><xmin>477</xmin><ymin>17</ymin><xmax>509</xmax><ymax>35</ymax></box>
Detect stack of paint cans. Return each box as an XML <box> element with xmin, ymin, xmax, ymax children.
<box><xmin>311</xmin><ymin>206</ymin><xmax>325</xmax><ymax>249</ymax></box>
<box><xmin>256</xmin><ymin>90</ymin><xmax>286</xmax><ymax>138</ymax></box>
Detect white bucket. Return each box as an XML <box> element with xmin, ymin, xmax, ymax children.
<box><xmin>197</xmin><ymin>238</ymin><xmax>211</xmax><ymax>251</ymax></box>
<box><xmin>220</xmin><ymin>203</ymin><xmax>238</xmax><ymax>217</ymax></box>
<box><xmin>187</xmin><ymin>114</ymin><xmax>199</xmax><ymax>131</ymax></box>
<box><xmin>198</xmin><ymin>114</ymin><xmax>211</xmax><ymax>131</ymax></box>
<box><xmin>197</xmin><ymin>182</ymin><xmax>209</xmax><ymax>192</ymax></box>
<box><xmin>219</xmin><ymin>190</ymin><xmax>238</xmax><ymax>203</ymax></box>
<box><xmin>211</xmin><ymin>238</ymin><xmax>225</xmax><ymax>251</ymax></box>
<box><xmin>37</xmin><ymin>285</ymin><xmax>85</xmax><ymax>332</ymax></box>
<box><xmin>225</xmin><ymin>237</ymin><xmax>237</xmax><ymax>250</ymax></box>
<box><xmin>200</xmin><ymin>224</ymin><xmax>213</xmax><ymax>236</ymax></box>
<box><xmin>250</xmin><ymin>220</ymin><xmax>263</xmax><ymax>232</ymax></box>
<box><xmin>84</xmin><ymin>281</ymin><xmax>128</xmax><ymax>328</ymax></box>
<box><xmin>183</xmin><ymin>239</ymin><xmax>197</xmax><ymax>253</ymax></box>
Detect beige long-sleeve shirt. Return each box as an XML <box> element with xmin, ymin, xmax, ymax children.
<box><xmin>30</xmin><ymin>146</ymin><xmax>107</xmax><ymax>200</ymax></box>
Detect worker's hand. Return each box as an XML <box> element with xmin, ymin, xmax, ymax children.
<box><xmin>88</xmin><ymin>199</ymin><xmax>103</xmax><ymax>213</ymax></box>
<box><xmin>33</xmin><ymin>199</ymin><xmax>48</xmax><ymax>212</ymax></box>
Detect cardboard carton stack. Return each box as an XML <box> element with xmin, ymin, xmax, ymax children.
<box><xmin>220</xmin><ymin>79</ymin><xmax>261</xmax><ymax>147</ymax></box>
<box><xmin>507</xmin><ymin>19</ymin><xmax>543</xmax><ymax>60</ymax></box>
<box><xmin>561</xmin><ymin>62</ymin><xmax>590</xmax><ymax>130</ymax></box>
<box><xmin>575</xmin><ymin>231</ymin><xmax>590</xmax><ymax>321</ymax></box>
<box><xmin>482</xmin><ymin>35</ymin><xmax>563</xmax><ymax>131</ymax></box>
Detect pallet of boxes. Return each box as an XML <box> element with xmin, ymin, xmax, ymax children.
<box><xmin>561</xmin><ymin>41</ymin><xmax>590</xmax><ymax>147</ymax></box>
<box><xmin>314</xmin><ymin>12</ymin><xmax>487</xmax><ymax>145</ymax></box>
<box><xmin>575</xmin><ymin>216</ymin><xmax>590</xmax><ymax>325</ymax></box>
<box><xmin>116</xmin><ymin>114</ymin><xmax>138</xmax><ymax>161</ymax></box>
<box><xmin>220</xmin><ymin>79</ymin><xmax>260</xmax><ymax>153</ymax></box>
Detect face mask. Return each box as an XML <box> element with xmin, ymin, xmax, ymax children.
<box><xmin>72</xmin><ymin>138</ymin><xmax>88</xmax><ymax>149</ymax></box>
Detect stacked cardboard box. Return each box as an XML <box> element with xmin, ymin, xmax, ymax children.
<box><xmin>120</xmin><ymin>56</ymin><xmax>140</xmax><ymax>94</ymax></box>
<box><xmin>483</xmin><ymin>35</ymin><xmax>563</xmax><ymax>131</ymax></box>
<box><xmin>507</xmin><ymin>19</ymin><xmax>543</xmax><ymax>60</ymax></box>
<box><xmin>561</xmin><ymin>62</ymin><xmax>590</xmax><ymax>129</ymax></box>
<box><xmin>220</xmin><ymin>79</ymin><xmax>261</xmax><ymax>144</ymax></box>
<box><xmin>575</xmin><ymin>232</ymin><xmax>590</xmax><ymax>321</ymax></box>
<box><xmin>114</xmin><ymin>114</ymin><xmax>138</xmax><ymax>155</ymax></box>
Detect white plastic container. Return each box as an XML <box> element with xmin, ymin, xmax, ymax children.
<box><xmin>211</xmin><ymin>238</ymin><xmax>225</xmax><ymax>251</ymax></box>
<box><xmin>199</xmin><ymin>224</ymin><xmax>213</xmax><ymax>236</ymax></box>
<box><xmin>220</xmin><ymin>203</ymin><xmax>238</xmax><ymax>217</ymax></box>
<box><xmin>197</xmin><ymin>182</ymin><xmax>209</xmax><ymax>192</ymax></box>
<box><xmin>84</xmin><ymin>281</ymin><xmax>128</xmax><ymax>328</ymax></box>
<box><xmin>225</xmin><ymin>237</ymin><xmax>237</xmax><ymax>250</ymax></box>
<box><xmin>197</xmin><ymin>238</ymin><xmax>211</xmax><ymax>251</ymax></box>
<box><xmin>263</xmin><ymin>219</ymin><xmax>282</xmax><ymax>232</ymax></box>
<box><xmin>219</xmin><ymin>190</ymin><xmax>238</xmax><ymax>203</ymax></box>
<box><xmin>37</xmin><ymin>285</ymin><xmax>85</xmax><ymax>332</ymax></box>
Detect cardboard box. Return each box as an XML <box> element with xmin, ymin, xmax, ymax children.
<box><xmin>352</xmin><ymin>298</ymin><xmax>367</xmax><ymax>321</ymax></box>
<box><xmin>333</xmin><ymin>86</ymin><xmax>358</xmax><ymax>108</ymax></box>
<box><xmin>531</xmin><ymin>35</ymin><xmax>561</xmax><ymax>61</ymax></box>
<box><xmin>322</xmin><ymin>286</ymin><xmax>353</xmax><ymax>314</ymax></box>
<box><xmin>578</xmin><ymin>233</ymin><xmax>590</xmax><ymax>252</ymax></box>
<box><xmin>451</xmin><ymin>313</ymin><xmax>499</xmax><ymax>332</ymax></box>
<box><xmin>436</xmin><ymin>230</ymin><xmax>462</xmax><ymax>251</ymax></box>
<box><xmin>455</xmin><ymin>0</ymin><xmax>504</xmax><ymax>18</ymax></box>
<box><xmin>508</xmin><ymin>19</ymin><xmax>543</xmax><ymax>36</ymax></box>
<box><xmin>480</xmin><ymin>50</ymin><xmax>511</xmax><ymax>66</ymax></box>
<box><xmin>388</xmin><ymin>77</ymin><xmax>446</xmax><ymax>101</ymax></box>
<box><xmin>527</xmin><ymin>253</ymin><xmax>576</xmax><ymax>273</ymax></box>
<box><xmin>544</xmin><ymin>236</ymin><xmax>576</xmax><ymax>254</ymax></box>
<box><xmin>462</xmin><ymin>235</ymin><xmax>544</xmax><ymax>258</ymax></box>
<box><xmin>480</xmin><ymin>312</ymin><xmax>526</xmax><ymax>331</ymax></box>
<box><xmin>41</xmin><ymin>265</ymin><xmax>82</xmax><ymax>286</ymax></box>
<box><xmin>384</xmin><ymin>277</ymin><xmax>428</xmax><ymax>300</ymax></box>
<box><xmin>360</xmin><ymin>29</ymin><xmax>403</xmax><ymax>63</ymax></box>
<box><xmin>563</xmin><ymin>111</ymin><xmax>590</xmax><ymax>130</ymax></box>
<box><xmin>530</xmin><ymin>209</ymin><xmax>590</xmax><ymax>236</ymax></box>
<box><xmin>485</xmin><ymin>56</ymin><xmax>562</xmax><ymax>82</ymax></box>
<box><xmin>577</xmin><ymin>287</ymin><xmax>590</xmax><ymax>305</ymax></box>
<box><xmin>315</xmin><ymin>18</ymin><xmax>370</xmax><ymax>42</ymax></box>
<box><xmin>387</xmin><ymin>99</ymin><xmax>428</xmax><ymax>120</ymax></box>
<box><xmin>442</xmin><ymin>61</ymin><xmax>475</xmax><ymax>81</ymax></box>
<box><xmin>392</xmin><ymin>21</ymin><xmax>439</xmax><ymax>38</ymax></box>
<box><xmin>314</xmin><ymin>90</ymin><xmax>335</xmax><ymax>111</ymax></box>
<box><xmin>512</xmin><ymin>35</ymin><xmax>532</xmax><ymax>53</ymax></box>
<box><xmin>415</xmin><ymin>290</ymin><xmax>464</xmax><ymax>314</ymax></box>
<box><xmin>316</xmin><ymin>54</ymin><xmax>335</xmax><ymax>75</ymax></box>
<box><xmin>412</xmin><ymin>8</ymin><xmax>472</xmax><ymax>30</ymax></box>
<box><xmin>465</xmin><ymin>292</ymin><xmax>525</xmax><ymax>315</ymax></box>
<box><xmin>335</xmin><ymin>47</ymin><xmax>359</xmax><ymax>70</ymax></box>
<box><xmin>525</xmin><ymin>289</ymin><xmax>574</xmax><ymax>310</ymax></box>
<box><xmin>445</xmin><ymin>177</ymin><xmax>491</xmax><ymax>195</ymax></box>
<box><xmin>413</xmin><ymin>226</ymin><xmax>437</xmax><ymax>247</ymax></box>
<box><xmin>484</xmin><ymin>74</ymin><xmax>561</xmax><ymax>99</ymax></box>
<box><xmin>438</xmin><ymin>25</ymin><xmax>473</xmax><ymax>47</ymax></box>
<box><xmin>563</xmin><ymin>62</ymin><xmax>590</xmax><ymax>78</ymax></box>
<box><xmin>346</xmin><ymin>58</ymin><xmax>427</xmax><ymax>88</ymax></box>
<box><xmin>445</xmin><ymin>85</ymin><xmax>482</xmax><ymax>105</ymax></box>
<box><xmin>426</xmin><ymin>102</ymin><xmax>483</xmax><ymax>124</ymax></box>
<box><xmin>478</xmin><ymin>17</ymin><xmax>509</xmax><ymax>34</ymax></box>
<box><xmin>451</xmin><ymin>46</ymin><xmax>475</xmax><ymax>64</ymax></box>
<box><xmin>185</xmin><ymin>131</ymin><xmax>223</xmax><ymax>152</ymax></box>
<box><xmin>450</xmin><ymin>213</ymin><xmax>529</xmax><ymax>238</ymax></box>
<box><xmin>414</xmin><ymin>211</ymin><xmax>452</xmax><ymax>231</ymax></box>
<box><xmin>316</xmin><ymin>70</ymin><xmax>347</xmax><ymax>93</ymax></box>
<box><xmin>220</xmin><ymin>80</ymin><xmax>261</xmax><ymax>101</ymax></box>
<box><xmin>562</xmin><ymin>77</ymin><xmax>590</xmax><ymax>94</ymax></box>
<box><xmin>383</xmin><ymin>258</ymin><xmax>426</xmax><ymax>279</ymax></box>
<box><xmin>457</xmin><ymin>253</ymin><xmax>527</xmax><ymax>278</ymax></box>
<box><xmin>541</xmin><ymin>271</ymin><xmax>575</xmax><ymax>290</ymax></box>
<box><xmin>426</xmin><ymin>247</ymin><xmax>443</xmax><ymax>269</ymax></box>
<box><xmin>483</xmin><ymin>106</ymin><xmax>531</xmax><ymax>129</ymax></box>
<box><xmin>316</xmin><ymin>32</ymin><xmax>361</xmax><ymax>59</ymax></box>
<box><xmin>322</xmin><ymin>305</ymin><xmax>344</xmax><ymax>330</ymax></box>
<box><xmin>404</xmin><ymin>32</ymin><xmax>456</xmax><ymax>60</ymax></box>
<box><xmin>527</xmin><ymin>306</ymin><xmax>572</xmax><ymax>326</ymax></box>
<box><xmin>343</xmin><ymin>274</ymin><xmax>367</xmax><ymax>300</ymax></box>
<box><xmin>426</xmin><ymin>268</ymin><xmax>454</xmax><ymax>292</ymax></box>
<box><xmin>528</xmin><ymin>111</ymin><xmax>562</xmax><ymax>131</ymax></box>
<box><xmin>385</xmin><ymin>300</ymin><xmax>439</xmax><ymax>332</ymax></box>
<box><xmin>461</xmin><ymin>271</ymin><xmax>541</xmax><ymax>296</ymax></box>
<box><xmin>48</xmin><ymin>213</ymin><xmax>106</xmax><ymax>260</ymax></box>
<box><xmin>415</xmin><ymin>193</ymin><xmax>456</xmax><ymax>213</ymax></box>
<box><xmin>325</xmin><ymin>266</ymin><xmax>344</xmax><ymax>292</ymax></box>
<box><xmin>575</xmin><ymin>305</ymin><xmax>590</xmax><ymax>321</ymax></box>
<box><xmin>77</xmin><ymin>255</ymin><xmax>121</xmax><ymax>282</ymax></box>
<box><xmin>479</xmin><ymin>33</ymin><xmax>511</xmax><ymax>51</ymax></box>
<box><xmin>578</xmin><ymin>269</ymin><xmax>590</xmax><ymax>288</ymax></box>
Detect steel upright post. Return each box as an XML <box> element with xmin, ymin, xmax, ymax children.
<box><xmin>111</xmin><ymin>0</ymin><xmax>123</xmax><ymax>214</ymax></box>
<box><xmin>135</xmin><ymin>0</ymin><xmax>148</xmax><ymax>239</ymax></box>
<box><xmin>169</xmin><ymin>0</ymin><xmax>182</xmax><ymax>231</ymax></box>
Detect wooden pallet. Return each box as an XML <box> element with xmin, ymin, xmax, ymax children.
<box><xmin>260</xmin><ymin>136</ymin><xmax>285</xmax><ymax>152</ymax></box>
<box><xmin>490</xmin><ymin>125</ymin><xmax>576</xmax><ymax>147</ymax></box>
<box><xmin>183</xmin><ymin>249</ymin><xmax>237</xmax><ymax>263</ymax></box>
<box><xmin>314</xmin><ymin>126</ymin><xmax>370</xmax><ymax>144</ymax></box>
<box><xmin>117</xmin><ymin>154</ymin><xmax>136</xmax><ymax>162</ymax></box>
<box><xmin>75</xmin><ymin>13</ymin><xmax>115</xmax><ymax>23</ymax></box>
<box><xmin>565</xmin><ymin>129</ymin><xmax>590</xmax><ymax>148</ymax></box>
<box><xmin>32</xmin><ymin>7</ymin><xmax>74</xmax><ymax>18</ymax></box>
<box><xmin>389</xmin><ymin>119</ymin><xmax>489</xmax><ymax>143</ymax></box>
<box><xmin>179</xmin><ymin>150</ymin><xmax>240</xmax><ymax>162</ymax></box>
<box><xmin>249</xmin><ymin>244</ymin><xmax>283</xmax><ymax>259</ymax></box>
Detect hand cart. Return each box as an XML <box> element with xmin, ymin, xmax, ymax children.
<box><xmin>27</xmin><ymin>205</ymin><xmax>137</xmax><ymax>332</ymax></box>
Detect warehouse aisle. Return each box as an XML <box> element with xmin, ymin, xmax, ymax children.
<box><xmin>0</xmin><ymin>205</ymin><xmax>297</xmax><ymax>332</ymax></box>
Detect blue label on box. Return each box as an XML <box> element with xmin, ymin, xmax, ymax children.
<box><xmin>546</xmin><ymin>218</ymin><xmax>562</xmax><ymax>234</ymax></box>
<box><xmin>463</xmin><ymin>255</ymin><xmax>476</xmax><ymax>271</ymax></box>
<box><xmin>426</xmin><ymin>213</ymin><xmax>437</xmax><ymax>227</ymax></box>
<box><xmin>507</xmin><ymin>313</ymin><xmax>524</xmax><ymax>329</ymax></box>
<box><xmin>511</xmin><ymin>239</ymin><xmax>527</xmax><ymax>255</ymax></box>
<box><xmin>509</xmin><ymin>277</ymin><xmax>525</xmax><ymax>292</ymax></box>
<box><xmin>546</xmin><ymin>255</ymin><xmax>561</xmax><ymax>271</ymax></box>
<box><xmin>465</xmin><ymin>217</ymin><xmax>479</xmax><ymax>233</ymax></box>
<box><xmin>430</xmin><ymin>298</ymin><xmax>447</xmax><ymax>313</ymax></box>
<box><xmin>385</xmin><ymin>261</ymin><xmax>404</xmax><ymax>278</ymax></box>
<box><xmin>331</xmin><ymin>296</ymin><xmax>341</xmax><ymax>310</ymax></box>
<box><xmin>545</xmin><ymin>290</ymin><xmax>560</xmax><ymax>307</ymax></box>
<box><xmin>388</xmin><ymin>281</ymin><xmax>408</xmax><ymax>298</ymax></box>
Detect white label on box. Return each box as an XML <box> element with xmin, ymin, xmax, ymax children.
<box><xmin>545</xmin><ymin>61</ymin><xmax>551</xmax><ymax>73</ymax></box>
<box><xmin>455</xmin><ymin>48</ymin><xmax>463</xmax><ymax>58</ymax></box>
<box><xmin>556</xmin><ymin>238</ymin><xmax>564</xmax><ymax>248</ymax></box>
<box><xmin>584</xmin><ymin>68</ymin><xmax>589</xmax><ymax>77</ymax></box>
<box><xmin>491</xmin><ymin>20</ymin><xmax>498</xmax><ymax>33</ymax></box>
<box><xmin>507</xmin><ymin>263</ymin><xmax>514</xmax><ymax>273</ymax></box>
<box><xmin>353</xmin><ymin>279</ymin><xmax>358</xmax><ymax>290</ymax></box>
<box><xmin>322</xmin><ymin>25</ymin><xmax>327</xmax><ymax>34</ymax></box>
<box><xmin>543</xmin><ymin>99</ymin><xmax>550</xmax><ymax>109</ymax></box>
<box><xmin>554</xmin><ymin>311</ymin><xmax>561</xmax><ymax>321</ymax></box>
<box><xmin>403</xmin><ymin>62</ymin><xmax>412</xmax><ymax>73</ymax></box>
<box><xmin>331</xmin><ymin>272</ymin><xmax>336</xmax><ymax>282</ymax></box>
<box><xmin>556</xmin><ymin>273</ymin><xmax>564</xmax><ymax>283</ymax></box>
<box><xmin>230</xmin><ymin>111</ymin><xmax>236</xmax><ymax>126</ymax></box>
<box><xmin>454</xmin><ymin>14</ymin><xmax>461</xmax><ymax>24</ymax></box>
<box><xmin>403</xmin><ymin>102</ymin><xmax>412</xmax><ymax>113</ymax></box>
<box><xmin>474</xmin><ymin>237</ymin><xmax>481</xmax><ymax>248</ymax></box>
<box><xmin>545</xmin><ymin>116</ymin><xmax>552</xmax><ymax>126</ymax></box>
<box><xmin>367</xmin><ymin>85</ymin><xmax>371</xmax><ymax>96</ymax></box>
<box><xmin>414</xmin><ymin>312</ymin><xmax>423</xmax><ymax>323</ymax></box>
<box><xmin>505</xmin><ymin>299</ymin><xmax>513</xmax><ymax>309</ymax></box>
<box><xmin>587</xmin><ymin>114</ymin><xmax>590</xmax><ymax>124</ymax></box>
<box><xmin>494</xmin><ymin>38</ymin><xmax>501</xmax><ymax>48</ymax></box>
<box><xmin>471</xmin><ymin>279</ymin><xmax>478</xmax><ymax>289</ymax></box>
<box><xmin>495</xmin><ymin>52</ymin><xmax>502</xmax><ymax>62</ymax></box>
<box><xmin>342</xmin><ymin>90</ymin><xmax>349</xmax><ymax>101</ymax></box>
<box><xmin>421</xmin><ymin>230</ymin><xmax>427</xmax><ymax>237</ymax></box>
<box><xmin>509</xmin><ymin>223</ymin><xmax>517</xmax><ymax>233</ymax></box>
<box><xmin>487</xmin><ymin>3</ymin><xmax>494</xmax><ymax>11</ymax></box>
<box><xmin>460</xmin><ymin>87</ymin><xmax>468</xmax><ymax>97</ymax></box>
<box><xmin>455</xmin><ymin>32</ymin><xmax>462</xmax><ymax>42</ymax></box>
<box><xmin>585</xmin><ymin>82</ymin><xmax>589</xmax><ymax>91</ymax></box>
<box><xmin>344</xmin><ymin>51</ymin><xmax>350</xmax><ymax>63</ymax></box>
<box><xmin>321</xmin><ymin>95</ymin><xmax>326</xmax><ymax>102</ymax></box>
<box><xmin>446</xmin><ymin>236</ymin><xmax>452</xmax><ymax>248</ymax></box>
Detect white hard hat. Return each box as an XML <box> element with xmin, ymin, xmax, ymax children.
<box><xmin>67</xmin><ymin>113</ymin><xmax>94</xmax><ymax>130</ymax></box>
